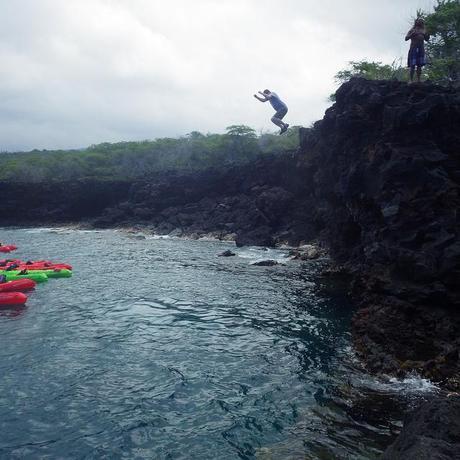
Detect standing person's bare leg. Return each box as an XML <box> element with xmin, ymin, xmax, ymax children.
<box><xmin>416</xmin><ymin>66</ymin><xmax>422</xmax><ymax>83</ymax></box>
<box><xmin>409</xmin><ymin>66</ymin><xmax>415</xmax><ymax>82</ymax></box>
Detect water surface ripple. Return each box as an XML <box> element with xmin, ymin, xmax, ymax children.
<box><xmin>0</xmin><ymin>229</ymin><xmax>434</xmax><ymax>459</ymax></box>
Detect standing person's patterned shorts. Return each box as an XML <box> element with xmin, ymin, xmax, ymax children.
<box><xmin>408</xmin><ymin>47</ymin><xmax>426</xmax><ymax>67</ymax></box>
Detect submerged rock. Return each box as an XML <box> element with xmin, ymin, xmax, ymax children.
<box><xmin>251</xmin><ymin>260</ymin><xmax>279</xmax><ymax>267</ymax></box>
<box><xmin>218</xmin><ymin>250</ymin><xmax>236</xmax><ymax>257</ymax></box>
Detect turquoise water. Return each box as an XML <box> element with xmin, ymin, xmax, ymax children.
<box><xmin>0</xmin><ymin>228</ymin><xmax>435</xmax><ymax>459</ymax></box>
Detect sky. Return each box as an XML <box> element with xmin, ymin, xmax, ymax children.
<box><xmin>0</xmin><ymin>0</ymin><xmax>436</xmax><ymax>152</ymax></box>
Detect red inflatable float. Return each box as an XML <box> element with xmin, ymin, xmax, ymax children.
<box><xmin>0</xmin><ymin>292</ymin><xmax>27</xmax><ymax>306</ymax></box>
<box><xmin>0</xmin><ymin>264</ymin><xmax>71</xmax><ymax>272</ymax></box>
<box><xmin>0</xmin><ymin>279</ymin><xmax>36</xmax><ymax>292</ymax></box>
<box><xmin>0</xmin><ymin>245</ymin><xmax>17</xmax><ymax>253</ymax></box>
<box><xmin>0</xmin><ymin>260</ymin><xmax>72</xmax><ymax>270</ymax></box>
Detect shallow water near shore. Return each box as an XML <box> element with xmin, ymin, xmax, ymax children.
<box><xmin>0</xmin><ymin>228</ymin><xmax>437</xmax><ymax>459</ymax></box>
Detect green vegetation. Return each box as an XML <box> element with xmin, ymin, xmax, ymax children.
<box><xmin>423</xmin><ymin>0</ymin><xmax>460</xmax><ymax>82</ymax></box>
<box><xmin>330</xmin><ymin>0</ymin><xmax>459</xmax><ymax>99</ymax></box>
<box><xmin>329</xmin><ymin>60</ymin><xmax>406</xmax><ymax>99</ymax></box>
<box><xmin>0</xmin><ymin>125</ymin><xmax>300</xmax><ymax>183</ymax></box>
<box><xmin>334</xmin><ymin>60</ymin><xmax>407</xmax><ymax>85</ymax></box>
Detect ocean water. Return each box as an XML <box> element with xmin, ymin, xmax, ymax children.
<box><xmin>0</xmin><ymin>228</ymin><xmax>437</xmax><ymax>459</ymax></box>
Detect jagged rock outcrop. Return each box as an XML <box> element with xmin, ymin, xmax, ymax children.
<box><xmin>382</xmin><ymin>397</ymin><xmax>460</xmax><ymax>460</ymax></box>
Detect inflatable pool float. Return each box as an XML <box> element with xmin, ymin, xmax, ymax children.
<box><xmin>26</xmin><ymin>261</ymin><xmax>72</xmax><ymax>270</ymax></box>
<box><xmin>0</xmin><ymin>264</ymin><xmax>72</xmax><ymax>272</ymax></box>
<box><xmin>3</xmin><ymin>273</ymin><xmax>48</xmax><ymax>283</ymax></box>
<box><xmin>0</xmin><ymin>279</ymin><xmax>36</xmax><ymax>292</ymax></box>
<box><xmin>1</xmin><ymin>269</ymin><xmax>71</xmax><ymax>279</ymax></box>
<box><xmin>0</xmin><ymin>245</ymin><xmax>17</xmax><ymax>253</ymax></box>
<box><xmin>0</xmin><ymin>259</ymin><xmax>72</xmax><ymax>270</ymax></box>
<box><xmin>0</xmin><ymin>292</ymin><xmax>27</xmax><ymax>306</ymax></box>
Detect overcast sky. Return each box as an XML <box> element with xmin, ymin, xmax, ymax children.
<box><xmin>0</xmin><ymin>0</ymin><xmax>436</xmax><ymax>151</ymax></box>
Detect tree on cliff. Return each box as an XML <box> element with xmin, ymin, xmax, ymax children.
<box><xmin>334</xmin><ymin>60</ymin><xmax>406</xmax><ymax>85</ymax></box>
<box><xmin>329</xmin><ymin>60</ymin><xmax>406</xmax><ymax>100</ymax></box>
<box><xmin>225</xmin><ymin>125</ymin><xmax>257</xmax><ymax>138</ymax></box>
<box><xmin>224</xmin><ymin>125</ymin><xmax>258</xmax><ymax>163</ymax></box>
<box><xmin>423</xmin><ymin>0</ymin><xmax>460</xmax><ymax>82</ymax></box>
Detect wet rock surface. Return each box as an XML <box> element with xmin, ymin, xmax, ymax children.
<box><xmin>250</xmin><ymin>260</ymin><xmax>279</xmax><ymax>267</ymax></box>
<box><xmin>218</xmin><ymin>250</ymin><xmax>236</xmax><ymax>257</ymax></box>
<box><xmin>382</xmin><ymin>397</ymin><xmax>460</xmax><ymax>460</ymax></box>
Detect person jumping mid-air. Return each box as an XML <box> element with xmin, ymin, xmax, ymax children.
<box><xmin>405</xmin><ymin>18</ymin><xmax>429</xmax><ymax>83</ymax></box>
<box><xmin>254</xmin><ymin>89</ymin><xmax>289</xmax><ymax>134</ymax></box>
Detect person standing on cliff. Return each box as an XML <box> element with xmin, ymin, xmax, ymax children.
<box><xmin>405</xmin><ymin>18</ymin><xmax>430</xmax><ymax>83</ymax></box>
<box><xmin>254</xmin><ymin>89</ymin><xmax>289</xmax><ymax>134</ymax></box>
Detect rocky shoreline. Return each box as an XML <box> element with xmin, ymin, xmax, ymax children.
<box><xmin>1</xmin><ymin>78</ymin><xmax>459</xmax><ymax>457</ymax></box>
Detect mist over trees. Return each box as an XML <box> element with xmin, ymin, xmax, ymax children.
<box><xmin>0</xmin><ymin>126</ymin><xmax>300</xmax><ymax>183</ymax></box>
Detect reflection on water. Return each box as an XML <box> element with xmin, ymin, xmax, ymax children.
<box><xmin>0</xmin><ymin>304</ymin><xmax>27</xmax><ymax>319</ymax></box>
<box><xmin>0</xmin><ymin>228</ymin><xmax>435</xmax><ymax>459</ymax></box>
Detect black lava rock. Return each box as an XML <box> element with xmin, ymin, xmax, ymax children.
<box><xmin>218</xmin><ymin>250</ymin><xmax>236</xmax><ymax>257</ymax></box>
<box><xmin>382</xmin><ymin>397</ymin><xmax>460</xmax><ymax>460</ymax></box>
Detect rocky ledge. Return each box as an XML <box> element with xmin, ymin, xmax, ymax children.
<box><xmin>382</xmin><ymin>396</ymin><xmax>460</xmax><ymax>460</ymax></box>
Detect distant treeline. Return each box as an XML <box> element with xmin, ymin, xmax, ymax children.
<box><xmin>0</xmin><ymin>125</ymin><xmax>300</xmax><ymax>183</ymax></box>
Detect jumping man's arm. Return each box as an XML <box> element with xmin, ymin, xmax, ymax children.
<box><xmin>254</xmin><ymin>94</ymin><xmax>267</xmax><ymax>102</ymax></box>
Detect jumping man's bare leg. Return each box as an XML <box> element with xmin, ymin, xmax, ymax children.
<box><xmin>271</xmin><ymin>116</ymin><xmax>287</xmax><ymax>129</ymax></box>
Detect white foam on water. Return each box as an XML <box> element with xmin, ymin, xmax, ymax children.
<box><xmin>338</xmin><ymin>347</ymin><xmax>439</xmax><ymax>396</ymax></box>
<box><xmin>350</xmin><ymin>371</ymin><xmax>439</xmax><ymax>397</ymax></box>
<box><xmin>237</xmin><ymin>247</ymin><xmax>290</xmax><ymax>263</ymax></box>
<box><xmin>387</xmin><ymin>374</ymin><xmax>440</xmax><ymax>394</ymax></box>
<box><xmin>148</xmin><ymin>234</ymin><xmax>171</xmax><ymax>240</ymax></box>
<box><xmin>24</xmin><ymin>227</ymin><xmax>107</xmax><ymax>235</ymax></box>
<box><xmin>24</xmin><ymin>227</ymin><xmax>60</xmax><ymax>234</ymax></box>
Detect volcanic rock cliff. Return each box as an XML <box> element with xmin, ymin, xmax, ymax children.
<box><xmin>299</xmin><ymin>78</ymin><xmax>460</xmax><ymax>387</ymax></box>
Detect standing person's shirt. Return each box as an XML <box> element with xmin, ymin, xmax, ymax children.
<box><xmin>268</xmin><ymin>92</ymin><xmax>287</xmax><ymax>111</ymax></box>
